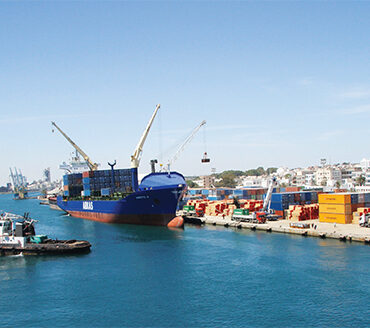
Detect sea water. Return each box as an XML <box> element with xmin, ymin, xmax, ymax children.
<box><xmin>0</xmin><ymin>194</ymin><xmax>369</xmax><ymax>327</ymax></box>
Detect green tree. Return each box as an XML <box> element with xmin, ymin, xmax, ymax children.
<box><xmin>356</xmin><ymin>175</ymin><xmax>366</xmax><ymax>186</ymax></box>
<box><xmin>335</xmin><ymin>180</ymin><xmax>341</xmax><ymax>189</ymax></box>
<box><xmin>186</xmin><ymin>180</ymin><xmax>199</xmax><ymax>188</ymax></box>
<box><xmin>266</xmin><ymin>167</ymin><xmax>278</xmax><ymax>175</ymax></box>
<box><xmin>215</xmin><ymin>173</ymin><xmax>236</xmax><ymax>188</ymax></box>
<box><xmin>256</xmin><ymin>167</ymin><xmax>265</xmax><ymax>176</ymax></box>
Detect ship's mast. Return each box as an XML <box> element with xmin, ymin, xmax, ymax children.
<box><xmin>131</xmin><ymin>104</ymin><xmax>160</xmax><ymax>169</ymax></box>
<box><xmin>51</xmin><ymin>121</ymin><xmax>99</xmax><ymax>171</ymax></box>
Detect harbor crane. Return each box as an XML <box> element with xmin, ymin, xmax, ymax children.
<box><xmin>131</xmin><ymin>104</ymin><xmax>161</xmax><ymax>169</ymax></box>
<box><xmin>51</xmin><ymin>121</ymin><xmax>99</xmax><ymax>171</ymax></box>
<box><xmin>262</xmin><ymin>176</ymin><xmax>277</xmax><ymax>212</ymax></box>
<box><xmin>9</xmin><ymin>167</ymin><xmax>28</xmax><ymax>199</ymax></box>
<box><xmin>163</xmin><ymin>120</ymin><xmax>206</xmax><ymax>171</ymax></box>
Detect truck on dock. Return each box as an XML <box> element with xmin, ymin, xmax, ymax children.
<box><xmin>231</xmin><ymin>177</ymin><xmax>281</xmax><ymax>224</ymax></box>
<box><xmin>360</xmin><ymin>213</ymin><xmax>370</xmax><ymax>228</ymax></box>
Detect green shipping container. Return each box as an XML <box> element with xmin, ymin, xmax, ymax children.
<box><xmin>233</xmin><ymin>209</ymin><xmax>249</xmax><ymax>215</ymax></box>
<box><xmin>183</xmin><ymin>205</ymin><xmax>195</xmax><ymax>212</ymax></box>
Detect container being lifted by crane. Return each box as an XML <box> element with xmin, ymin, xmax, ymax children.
<box><xmin>51</xmin><ymin>121</ymin><xmax>99</xmax><ymax>171</ymax></box>
<box><xmin>161</xmin><ymin>120</ymin><xmax>208</xmax><ymax>171</ymax></box>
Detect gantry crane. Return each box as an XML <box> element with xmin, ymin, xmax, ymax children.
<box><xmin>163</xmin><ymin>120</ymin><xmax>206</xmax><ymax>171</ymax></box>
<box><xmin>51</xmin><ymin>121</ymin><xmax>99</xmax><ymax>171</ymax></box>
<box><xmin>131</xmin><ymin>104</ymin><xmax>161</xmax><ymax>169</ymax></box>
<box><xmin>9</xmin><ymin>167</ymin><xmax>28</xmax><ymax>199</ymax></box>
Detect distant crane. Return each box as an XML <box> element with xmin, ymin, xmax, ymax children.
<box><xmin>9</xmin><ymin>167</ymin><xmax>28</xmax><ymax>199</ymax></box>
<box><xmin>51</xmin><ymin>121</ymin><xmax>99</xmax><ymax>171</ymax></box>
<box><xmin>131</xmin><ymin>104</ymin><xmax>161</xmax><ymax>169</ymax></box>
<box><xmin>163</xmin><ymin>120</ymin><xmax>206</xmax><ymax>171</ymax></box>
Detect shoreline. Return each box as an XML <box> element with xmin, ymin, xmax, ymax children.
<box><xmin>186</xmin><ymin>215</ymin><xmax>370</xmax><ymax>245</ymax></box>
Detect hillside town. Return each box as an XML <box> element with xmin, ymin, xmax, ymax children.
<box><xmin>191</xmin><ymin>158</ymin><xmax>370</xmax><ymax>192</ymax></box>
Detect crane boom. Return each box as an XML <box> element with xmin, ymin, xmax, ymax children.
<box><xmin>167</xmin><ymin>120</ymin><xmax>206</xmax><ymax>169</ymax></box>
<box><xmin>262</xmin><ymin>177</ymin><xmax>277</xmax><ymax>212</ymax></box>
<box><xmin>131</xmin><ymin>104</ymin><xmax>160</xmax><ymax>168</ymax></box>
<box><xmin>9</xmin><ymin>168</ymin><xmax>16</xmax><ymax>188</ymax></box>
<box><xmin>51</xmin><ymin>121</ymin><xmax>98</xmax><ymax>171</ymax></box>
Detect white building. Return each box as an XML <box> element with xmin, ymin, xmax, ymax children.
<box><xmin>315</xmin><ymin>167</ymin><xmax>341</xmax><ymax>186</ymax></box>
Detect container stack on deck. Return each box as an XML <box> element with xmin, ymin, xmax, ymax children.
<box><xmin>319</xmin><ymin>192</ymin><xmax>370</xmax><ymax>224</ymax></box>
<box><xmin>63</xmin><ymin>169</ymin><xmax>134</xmax><ymax>198</ymax></box>
<box><xmin>63</xmin><ymin>173</ymin><xmax>83</xmax><ymax>197</ymax></box>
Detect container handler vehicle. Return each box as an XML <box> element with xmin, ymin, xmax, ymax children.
<box><xmin>359</xmin><ymin>213</ymin><xmax>370</xmax><ymax>228</ymax></box>
<box><xmin>232</xmin><ymin>177</ymin><xmax>281</xmax><ymax>224</ymax></box>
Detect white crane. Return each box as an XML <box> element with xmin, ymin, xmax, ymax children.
<box><xmin>164</xmin><ymin>120</ymin><xmax>206</xmax><ymax>171</ymax></box>
<box><xmin>131</xmin><ymin>104</ymin><xmax>161</xmax><ymax>169</ymax></box>
<box><xmin>262</xmin><ymin>176</ymin><xmax>277</xmax><ymax>212</ymax></box>
<box><xmin>51</xmin><ymin>121</ymin><xmax>99</xmax><ymax>171</ymax></box>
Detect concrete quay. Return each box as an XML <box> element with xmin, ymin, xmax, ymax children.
<box><xmin>189</xmin><ymin>215</ymin><xmax>370</xmax><ymax>245</ymax></box>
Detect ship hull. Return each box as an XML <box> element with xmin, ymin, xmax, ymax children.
<box><xmin>64</xmin><ymin>211</ymin><xmax>176</xmax><ymax>226</ymax></box>
<box><xmin>57</xmin><ymin>184</ymin><xmax>185</xmax><ymax>226</ymax></box>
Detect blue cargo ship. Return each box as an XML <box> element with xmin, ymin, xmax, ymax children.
<box><xmin>55</xmin><ymin>104</ymin><xmax>187</xmax><ymax>226</ymax></box>
<box><xmin>57</xmin><ymin>169</ymin><xmax>186</xmax><ymax>226</ymax></box>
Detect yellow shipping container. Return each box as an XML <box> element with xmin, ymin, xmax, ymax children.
<box><xmin>319</xmin><ymin>213</ymin><xmax>352</xmax><ymax>224</ymax></box>
<box><xmin>319</xmin><ymin>203</ymin><xmax>352</xmax><ymax>215</ymax></box>
<box><xmin>318</xmin><ymin>193</ymin><xmax>351</xmax><ymax>204</ymax></box>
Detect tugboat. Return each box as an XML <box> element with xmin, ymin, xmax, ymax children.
<box><xmin>0</xmin><ymin>212</ymin><xmax>91</xmax><ymax>256</ymax></box>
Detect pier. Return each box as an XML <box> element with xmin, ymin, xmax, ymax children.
<box><xmin>185</xmin><ymin>215</ymin><xmax>370</xmax><ymax>244</ymax></box>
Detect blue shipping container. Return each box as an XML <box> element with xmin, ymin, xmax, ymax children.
<box><xmin>101</xmin><ymin>188</ymin><xmax>110</xmax><ymax>196</ymax></box>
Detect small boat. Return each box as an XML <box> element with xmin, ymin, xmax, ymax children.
<box><xmin>0</xmin><ymin>212</ymin><xmax>91</xmax><ymax>256</ymax></box>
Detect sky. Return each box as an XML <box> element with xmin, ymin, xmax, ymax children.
<box><xmin>1</xmin><ymin>0</ymin><xmax>370</xmax><ymax>185</ymax></box>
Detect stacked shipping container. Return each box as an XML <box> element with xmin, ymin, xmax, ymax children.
<box><xmin>268</xmin><ymin>191</ymin><xmax>319</xmax><ymax>213</ymax></box>
<box><xmin>185</xmin><ymin>199</ymin><xmax>264</xmax><ymax>217</ymax></box>
<box><xmin>187</xmin><ymin>188</ymin><xmax>267</xmax><ymax>201</ymax></box>
<box><xmin>63</xmin><ymin>173</ymin><xmax>83</xmax><ymax>197</ymax></box>
<box><xmin>319</xmin><ymin>192</ymin><xmax>370</xmax><ymax>224</ymax></box>
<box><xmin>63</xmin><ymin>169</ymin><xmax>134</xmax><ymax>198</ymax></box>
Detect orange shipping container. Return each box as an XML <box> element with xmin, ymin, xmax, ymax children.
<box><xmin>319</xmin><ymin>213</ymin><xmax>352</xmax><ymax>224</ymax></box>
<box><xmin>318</xmin><ymin>193</ymin><xmax>351</xmax><ymax>204</ymax></box>
<box><xmin>319</xmin><ymin>204</ymin><xmax>352</xmax><ymax>215</ymax></box>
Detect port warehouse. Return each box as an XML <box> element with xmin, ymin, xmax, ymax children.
<box><xmin>185</xmin><ymin>187</ymin><xmax>370</xmax><ymax>225</ymax></box>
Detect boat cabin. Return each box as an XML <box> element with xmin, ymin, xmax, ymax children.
<box><xmin>0</xmin><ymin>217</ymin><xmax>27</xmax><ymax>247</ymax></box>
